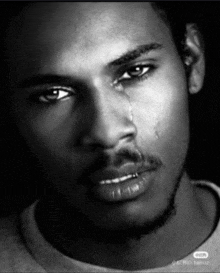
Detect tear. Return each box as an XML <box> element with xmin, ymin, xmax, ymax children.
<box><xmin>111</xmin><ymin>80</ymin><xmax>124</xmax><ymax>93</ymax></box>
<box><xmin>125</xmin><ymin>92</ymin><xmax>144</xmax><ymax>167</ymax></box>
<box><xmin>111</xmin><ymin>80</ymin><xmax>144</xmax><ymax>167</ymax></box>
<box><xmin>154</xmin><ymin>122</ymin><xmax>160</xmax><ymax>139</ymax></box>
<box><xmin>126</xmin><ymin>93</ymin><xmax>134</xmax><ymax>123</ymax></box>
<box><xmin>111</xmin><ymin>80</ymin><xmax>133</xmax><ymax>122</ymax></box>
<box><xmin>155</xmin><ymin>130</ymin><xmax>159</xmax><ymax>139</ymax></box>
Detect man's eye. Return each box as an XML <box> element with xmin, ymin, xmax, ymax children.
<box><xmin>118</xmin><ymin>65</ymin><xmax>151</xmax><ymax>81</ymax></box>
<box><xmin>32</xmin><ymin>87</ymin><xmax>74</xmax><ymax>104</ymax></box>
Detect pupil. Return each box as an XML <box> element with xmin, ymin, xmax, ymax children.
<box><xmin>129</xmin><ymin>66</ymin><xmax>142</xmax><ymax>76</ymax></box>
<box><xmin>46</xmin><ymin>90</ymin><xmax>59</xmax><ymax>100</ymax></box>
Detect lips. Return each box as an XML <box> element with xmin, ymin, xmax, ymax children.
<box><xmin>88</xmin><ymin>161</ymin><xmax>159</xmax><ymax>186</ymax></box>
<box><xmin>99</xmin><ymin>173</ymin><xmax>138</xmax><ymax>185</ymax></box>
<box><xmin>91</xmin><ymin>169</ymin><xmax>156</xmax><ymax>202</ymax></box>
<box><xmin>80</xmin><ymin>151</ymin><xmax>162</xmax><ymax>203</ymax></box>
<box><xmin>86</xmin><ymin>161</ymin><xmax>160</xmax><ymax>203</ymax></box>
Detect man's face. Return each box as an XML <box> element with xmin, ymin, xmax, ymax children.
<box><xmin>7</xmin><ymin>2</ymin><xmax>189</xmax><ymax>230</ymax></box>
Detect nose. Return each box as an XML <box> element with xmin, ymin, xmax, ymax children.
<box><xmin>81</xmin><ymin>87</ymin><xmax>137</xmax><ymax>149</ymax></box>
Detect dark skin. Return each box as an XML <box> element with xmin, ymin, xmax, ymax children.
<box><xmin>5</xmin><ymin>2</ymin><xmax>217</xmax><ymax>270</ymax></box>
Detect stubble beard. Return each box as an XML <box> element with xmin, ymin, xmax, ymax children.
<box><xmin>36</xmin><ymin>164</ymin><xmax>184</xmax><ymax>247</ymax></box>
<box><xmin>84</xmin><ymin>168</ymin><xmax>183</xmax><ymax>244</ymax></box>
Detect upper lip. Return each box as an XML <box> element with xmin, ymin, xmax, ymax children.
<box><xmin>88</xmin><ymin>162</ymin><xmax>159</xmax><ymax>185</ymax></box>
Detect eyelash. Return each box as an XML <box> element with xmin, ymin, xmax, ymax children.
<box><xmin>30</xmin><ymin>86</ymin><xmax>74</xmax><ymax>104</ymax></box>
<box><xmin>28</xmin><ymin>64</ymin><xmax>155</xmax><ymax>104</ymax></box>
<box><xmin>116</xmin><ymin>64</ymin><xmax>156</xmax><ymax>85</ymax></box>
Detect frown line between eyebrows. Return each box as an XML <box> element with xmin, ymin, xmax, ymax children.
<box><xmin>108</xmin><ymin>43</ymin><xmax>163</xmax><ymax>67</ymax></box>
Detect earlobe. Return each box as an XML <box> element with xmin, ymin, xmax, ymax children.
<box><xmin>184</xmin><ymin>24</ymin><xmax>205</xmax><ymax>94</ymax></box>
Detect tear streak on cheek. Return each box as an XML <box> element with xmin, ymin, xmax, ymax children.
<box><xmin>154</xmin><ymin>124</ymin><xmax>160</xmax><ymax>140</ymax></box>
<box><xmin>124</xmin><ymin>93</ymin><xmax>145</xmax><ymax>166</ymax></box>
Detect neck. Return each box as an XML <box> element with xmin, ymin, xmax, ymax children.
<box><xmin>35</xmin><ymin>175</ymin><xmax>217</xmax><ymax>270</ymax></box>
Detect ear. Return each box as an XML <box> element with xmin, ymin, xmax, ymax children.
<box><xmin>184</xmin><ymin>24</ymin><xmax>205</xmax><ymax>94</ymax></box>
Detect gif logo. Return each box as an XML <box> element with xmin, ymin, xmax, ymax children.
<box><xmin>193</xmin><ymin>251</ymin><xmax>209</xmax><ymax>259</ymax></box>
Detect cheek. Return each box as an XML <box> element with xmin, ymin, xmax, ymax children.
<box><xmin>10</xmin><ymin>100</ymin><xmax>100</xmax><ymax>188</ymax></box>
<box><xmin>11</xmin><ymin>98</ymin><xmax>75</xmax><ymax>152</ymax></box>
<box><xmin>128</xmin><ymin>71</ymin><xmax>189</xmax><ymax>165</ymax></box>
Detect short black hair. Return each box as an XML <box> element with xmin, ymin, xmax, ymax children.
<box><xmin>152</xmin><ymin>2</ymin><xmax>204</xmax><ymax>60</ymax></box>
<box><xmin>152</xmin><ymin>2</ymin><xmax>187</xmax><ymax>56</ymax></box>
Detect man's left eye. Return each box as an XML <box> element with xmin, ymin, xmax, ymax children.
<box><xmin>30</xmin><ymin>86</ymin><xmax>75</xmax><ymax>104</ymax></box>
<box><xmin>119</xmin><ymin>65</ymin><xmax>151</xmax><ymax>81</ymax></box>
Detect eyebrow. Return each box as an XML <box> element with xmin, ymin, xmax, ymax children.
<box><xmin>109</xmin><ymin>43</ymin><xmax>163</xmax><ymax>67</ymax></box>
<box><xmin>17</xmin><ymin>43</ymin><xmax>162</xmax><ymax>89</ymax></box>
<box><xmin>17</xmin><ymin>75</ymin><xmax>74</xmax><ymax>89</ymax></box>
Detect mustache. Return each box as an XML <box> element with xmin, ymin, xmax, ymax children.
<box><xmin>113</xmin><ymin>148</ymin><xmax>143</xmax><ymax>167</ymax></box>
<box><xmin>112</xmin><ymin>148</ymin><xmax>162</xmax><ymax>169</ymax></box>
<box><xmin>80</xmin><ymin>146</ymin><xmax>163</xmax><ymax>180</ymax></box>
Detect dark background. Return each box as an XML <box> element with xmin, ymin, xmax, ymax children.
<box><xmin>0</xmin><ymin>2</ymin><xmax>220</xmax><ymax>216</ymax></box>
<box><xmin>188</xmin><ymin>2</ymin><xmax>220</xmax><ymax>182</ymax></box>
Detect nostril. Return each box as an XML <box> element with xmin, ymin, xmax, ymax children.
<box><xmin>81</xmin><ymin>126</ymin><xmax>136</xmax><ymax>150</ymax></box>
<box><xmin>127</xmin><ymin>132</ymin><xmax>136</xmax><ymax>142</ymax></box>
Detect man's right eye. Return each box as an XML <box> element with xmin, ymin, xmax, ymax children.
<box><xmin>30</xmin><ymin>86</ymin><xmax>74</xmax><ymax>104</ymax></box>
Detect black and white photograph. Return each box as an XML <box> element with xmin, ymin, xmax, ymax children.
<box><xmin>0</xmin><ymin>2</ymin><xmax>220</xmax><ymax>272</ymax></box>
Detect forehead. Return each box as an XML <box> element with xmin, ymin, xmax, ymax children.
<box><xmin>6</xmin><ymin>2</ymin><xmax>174</xmax><ymax>83</ymax></box>
<box><xmin>15</xmin><ymin>2</ymin><xmax>168</xmax><ymax>40</ymax></box>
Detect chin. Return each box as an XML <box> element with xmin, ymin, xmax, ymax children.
<box><xmin>82</xmin><ymin>197</ymin><xmax>177</xmax><ymax>244</ymax></box>
<box><xmin>85</xmin><ymin>176</ymin><xmax>181</xmax><ymax>241</ymax></box>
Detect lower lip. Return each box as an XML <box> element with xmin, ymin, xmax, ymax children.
<box><xmin>91</xmin><ymin>171</ymin><xmax>155</xmax><ymax>203</ymax></box>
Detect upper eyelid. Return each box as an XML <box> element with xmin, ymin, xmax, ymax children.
<box><xmin>25</xmin><ymin>85</ymin><xmax>75</xmax><ymax>94</ymax></box>
<box><xmin>115</xmin><ymin>60</ymin><xmax>156</xmax><ymax>73</ymax></box>
<box><xmin>117</xmin><ymin>63</ymin><xmax>155</xmax><ymax>77</ymax></box>
<box><xmin>46</xmin><ymin>86</ymin><xmax>74</xmax><ymax>92</ymax></box>
<box><xmin>36</xmin><ymin>85</ymin><xmax>73</xmax><ymax>90</ymax></box>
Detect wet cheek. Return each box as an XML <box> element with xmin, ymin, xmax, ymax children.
<box><xmin>128</xmin><ymin>85</ymin><xmax>189</xmax><ymax>161</ymax></box>
<box><xmin>156</xmin><ymin>101</ymin><xmax>189</xmax><ymax>161</ymax></box>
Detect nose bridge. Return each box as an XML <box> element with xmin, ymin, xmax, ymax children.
<box><xmin>96</xmin><ymin>89</ymin><xmax>123</xmax><ymax>135</ymax></box>
<box><xmin>82</xmin><ymin>83</ymin><xmax>136</xmax><ymax>148</ymax></box>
